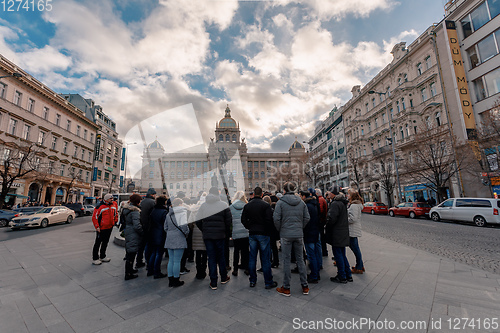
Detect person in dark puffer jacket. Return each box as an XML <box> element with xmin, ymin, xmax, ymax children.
<box><xmin>122</xmin><ymin>194</ymin><xmax>143</xmax><ymax>281</ymax></box>
<box><xmin>137</xmin><ymin>188</ymin><xmax>156</xmax><ymax>269</ymax></box>
<box><xmin>325</xmin><ymin>186</ymin><xmax>352</xmax><ymax>284</ymax></box>
<box><xmin>147</xmin><ymin>196</ymin><xmax>169</xmax><ymax>279</ymax></box>
<box><xmin>196</xmin><ymin>187</ymin><xmax>232</xmax><ymax>290</ymax></box>
<box><xmin>301</xmin><ymin>191</ymin><xmax>322</xmax><ymax>283</ymax></box>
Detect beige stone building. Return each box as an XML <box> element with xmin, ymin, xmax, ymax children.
<box><xmin>0</xmin><ymin>55</ymin><xmax>99</xmax><ymax>205</ymax></box>
<box><xmin>341</xmin><ymin>26</ymin><xmax>461</xmax><ymax>205</ymax></box>
<box><xmin>141</xmin><ymin>107</ymin><xmax>307</xmax><ymax>198</ymax></box>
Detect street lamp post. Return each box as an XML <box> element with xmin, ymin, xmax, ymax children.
<box><xmin>0</xmin><ymin>73</ymin><xmax>23</xmax><ymax>80</ymax></box>
<box><xmin>123</xmin><ymin>142</ymin><xmax>137</xmax><ymax>193</ymax></box>
<box><xmin>369</xmin><ymin>90</ymin><xmax>403</xmax><ymax>203</ymax></box>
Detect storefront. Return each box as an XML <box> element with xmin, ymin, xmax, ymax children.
<box><xmin>403</xmin><ymin>184</ymin><xmax>442</xmax><ymax>203</ymax></box>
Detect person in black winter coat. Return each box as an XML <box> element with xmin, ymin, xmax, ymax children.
<box><xmin>300</xmin><ymin>191</ymin><xmax>322</xmax><ymax>283</ymax></box>
<box><xmin>196</xmin><ymin>187</ymin><xmax>232</xmax><ymax>290</ymax></box>
<box><xmin>147</xmin><ymin>196</ymin><xmax>169</xmax><ymax>279</ymax></box>
<box><xmin>325</xmin><ymin>186</ymin><xmax>352</xmax><ymax>284</ymax></box>
<box><xmin>137</xmin><ymin>188</ymin><xmax>156</xmax><ymax>268</ymax></box>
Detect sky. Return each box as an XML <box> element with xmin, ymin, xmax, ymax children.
<box><xmin>0</xmin><ymin>0</ymin><xmax>449</xmax><ymax>177</ymax></box>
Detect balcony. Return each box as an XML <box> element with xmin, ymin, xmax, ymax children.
<box><xmin>372</xmin><ymin>146</ymin><xmax>392</xmax><ymax>157</ymax></box>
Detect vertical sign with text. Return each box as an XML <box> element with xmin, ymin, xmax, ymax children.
<box><xmin>94</xmin><ymin>134</ymin><xmax>102</xmax><ymax>161</ymax></box>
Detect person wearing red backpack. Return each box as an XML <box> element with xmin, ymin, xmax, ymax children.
<box><xmin>92</xmin><ymin>193</ymin><xmax>118</xmax><ymax>265</ymax></box>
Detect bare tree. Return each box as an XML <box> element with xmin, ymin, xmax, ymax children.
<box><xmin>348</xmin><ymin>154</ymin><xmax>368</xmax><ymax>196</ymax></box>
<box><xmin>65</xmin><ymin>167</ymin><xmax>82</xmax><ymax>202</ymax></box>
<box><xmin>0</xmin><ymin>143</ymin><xmax>46</xmax><ymax>209</ymax></box>
<box><xmin>371</xmin><ymin>159</ymin><xmax>397</xmax><ymax>207</ymax></box>
<box><xmin>400</xmin><ymin>125</ymin><xmax>468</xmax><ymax>203</ymax></box>
<box><xmin>104</xmin><ymin>174</ymin><xmax>117</xmax><ymax>194</ymax></box>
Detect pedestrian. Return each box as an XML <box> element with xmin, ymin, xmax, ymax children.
<box><xmin>188</xmin><ymin>193</ymin><xmax>208</xmax><ymax>279</ymax></box>
<box><xmin>325</xmin><ymin>186</ymin><xmax>352</xmax><ymax>284</ymax></box>
<box><xmin>196</xmin><ymin>187</ymin><xmax>232</xmax><ymax>290</ymax></box>
<box><xmin>138</xmin><ymin>188</ymin><xmax>156</xmax><ymax>269</ymax></box>
<box><xmin>230</xmin><ymin>191</ymin><xmax>249</xmax><ymax>277</ymax></box>
<box><xmin>241</xmin><ymin>187</ymin><xmax>277</xmax><ymax>289</ymax></box>
<box><xmin>273</xmin><ymin>182</ymin><xmax>310</xmax><ymax>296</ymax></box>
<box><xmin>263</xmin><ymin>195</ymin><xmax>279</xmax><ymax>268</ymax></box>
<box><xmin>347</xmin><ymin>189</ymin><xmax>365</xmax><ymax>274</ymax></box>
<box><xmin>91</xmin><ymin>193</ymin><xmax>118</xmax><ymax>265</ymax></box>
<box><xmin>164</xmin><ymin>198</ymin><xmax>189</xmax><ymax>287</ymax></box>
<box><xmin>122</xmin><ymin>194</ymin><xmax>143</xmax><ymax>280</ymax></box>
<box><xmin>147</xmin><ymin>195</ymin><xmax>169</xmax><ymax>279</ymax></box>
<box><xmin>315</xmin><ymin>189</ymin><xmax>328</xmax><ymax>258</ymax></box>
<box><xmin>300</xmin><ymin>191</ymin><xmax>322</xmax><ymax>284</ymax></box>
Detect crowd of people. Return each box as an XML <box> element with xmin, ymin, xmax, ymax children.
<box><xmin>91</xmin><ymin>183</ymin><xmax>366</xmax><ymax>296</ymax></box>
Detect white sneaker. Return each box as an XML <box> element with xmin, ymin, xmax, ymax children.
<box><xmin>92</xmin><ymin>259</ymin><xmax>102</xmax><ymax>265</ymax></box>
<box><xmin>100</xmin><ymin>258</ymin><xmax>111</xmax><ymax>262</ymax></box>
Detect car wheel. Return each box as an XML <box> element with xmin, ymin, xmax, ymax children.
<box><xmin>371</xmin><ymin>210</ymin><xmax>375</xmax><ymax>215</ymax></box>
<box><xmin>409</xmin><ymin>211</ymin><xmax>416</xmax><ymax>219</ymax></box>
<box><xmin>431</xmin><ymin>212</ymin><xmax>440</xmax><ymax>222</ymax></box>
<box><xmin>0</xmin><ymin>219</ymin><xmax>8</xmax><ymax>227</ymax></box>
<box><xmin>473</xmin><ymin>215</ymin><xmax>486</xmax><ymax>227</ymax></box>
<box><xmin>66</xmin><ymin>215</ymin><xmax>73</xmax><ymax>224</ymax></box>
<box><xmin>389</xmin><ymin>211</ymin><xmax>394</xmax><ymax>217</ymax></box>
<box><xmin>40</xmin><ymin>219</ymin><xmax>49</xmax><ymax>228</ymax></box>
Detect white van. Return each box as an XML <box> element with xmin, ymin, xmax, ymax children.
<box><xmin>429</xmin><ymin>198</ymin><xmax>500</xmax><ymax>227</ymax></box>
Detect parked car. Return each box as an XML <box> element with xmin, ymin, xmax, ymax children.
<box><xmin>430</xmin><ymin>198</ymin><xmax>500</xmax><ymax>227</ymax></box>
<box><xmin>83</xmin><ymin>205</ymin><xmax>95</xmax><ymax>216</ymax></box>
<box><xmin>13</xmin><ymin>206</ymin><xmax>45</xmax><ymax>216</ymax></box>
<box><xmin>9</xmin><ymin>206</ymin><xmax>75</xmax><ymax>230</ymax></box>
<box><xmin>0</xmin><ymin>209</ymin><xmax>23</xmax><ymax>227</ymax></box>
<box><xmin>362</xmin><ymin>202</ymin><xmax>388</xmax><ymax>215</ymax></box>
<box><xmin>64</xmin><ymin>203</ymin><xmax>85</xmax><ymax>217</ymax></box>
<box><xmin>389</xmin><ymin>202</ymin><xmax>431</xmax><ymax>219</ymax></box>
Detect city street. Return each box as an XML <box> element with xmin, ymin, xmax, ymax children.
<box><xmin>361</xmin><ymin>213</ymin><xmax>500</xmax><ymax>275</ymax></box>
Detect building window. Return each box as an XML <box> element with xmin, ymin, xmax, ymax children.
<box><xmin>410</xmin><ymin>99</ymin><xmax>414</xmax><ymax>107</ymax></box>
<box><xmin>416</xmin><ymin>63</ymin><xmax>423</xmax><ymax>76</ymax></box>
<box><xmin>467</xmin><ymin>45</ymin><xmax>480</xmax><ymax>68</ymax></box>
<box><xmin>43</xmin><ymin>107</ymin><xmax>49</xmax><ymax>120</ymax></box>
<box><xmin>430</xmin><ymin>82</ymin><xmax>437</xmax><ymax>97</ymax></box>
<box><xmin>14</xmin><ymin>91</ymin><xmax>22</xmax><ymax>106</ymax></box>
<box><xmin>0</xmin><ymin>82</ymin><xmax>6</xmax><ymax>98</ymax></box>
<box><xmin>28</xmin><ymin>98</ymin><xmax>35</xmax><ymax>112</ymax></box>
<box><xmin>113</xmin><ymin>159</ymin><xmax>118</xmax><ymax>168</ymax></box>
<box><xmin>149</xmin><ymin>160</ymin><xmax>155</xmax><ymax>168</ymax></box>
<box><xmin>421</xmin><ymin>88</ymin><xmax>428</xmax><ymax>102</ymax></box>
<box><xmin>396</xmin><ymin>101</ymin><xmax>400</xmax><ymax>113</ymax></box>
<box><xmin>90</xmin><ymin>133</ymin><xmax>94</xmax><ymax>143</ymax></box>
<box><xmin>66</xmin><ymin>120</ymin><xmax>71</xmax><ymax>131</ymax></box>
<box><xmin>88</xmin><ymin>152</ymin><xmax>92</xmax><ymax>162</ymax></box>
<box><xmin>436</xmin><ymin>112</ymin><xmax>442</xmax><ymax>126</ymax></box>
<box><xmin>149</xmin><ymin>171</ymin><xmax>154</xmax><ymax>179</ymax></box>
<box><xmin>404</xmin><ymin>74</ymin><xmax>408</xmax><ymax>82</ymax></box>
<box><xmin>374</xmin><ymin>118</ymin><xmax>378</xmax><ymax>128</ymax></box>
<box><xmin>425</xmin><ymin>56</ymin><xmax>432</xmax><ymax>69</ymax></box>
<box><xmin>104</xmin><ymin>172</ymin><xmax>110</xmax><ymax>181</ymax></box>
<box><xmin>398</xmin><ymin>78</ymin><xmax>402</xmax><ymax>86</ymax></box>
<box><xmin>81</xmin><ymin>149</ymin><xmax>85</xmax><ymax>160</ymax></box>
<box><xmin>8</xmin><ymin>118</ymin><xmax>17</xmax><ymax>136</ymax></box>
<box><xmin>55</xmin><ymin>114</ymin><xmax>61</xmax><ymax>126</ymax></box>
<box><xmin>400</xmin><ymin>126</ymin><xmax>404</xmax><ymax>140</ymax></box>
<box><xmin>73</xmin><ymin>145</ymin><xmax>78</xmax><ymax>157</ymax></box>
<box><xmin>51</xmin><ymin>136</ymin><xmax>57</xmax><ymax>150</ymax></box>
<box><xmin>218</xmin><ymin>134</ymin><xmax>223</xmax><ymax>142</ymax></box>
<box><xmin>76</xmin><ymin>125</ymin><xmax>81</xmax><ymax>137</ymax></box>
<box><xmin>425</xmin><ymin>116</ymin><xmax>432</xmax><ymax>128</ymax></box>
<box><xmin>106</xmin><ymin>156</ymin><xmax>111</xmax><ymax>165</ymax></box>
<box><xmin>97</xmin><ymin>170</ymin><xmax>102</xmax><ymax>180</ymax></box>
<box><xmin>38</xmin><ymin>131</ymin><xmax>46</xmax><ymax>145</ymax></box>
<box><xmin>63</xmin><ymin>141</ymin><xmax>68</xmax><ymax>154</ymax></box>
<box><xmin>22</xmin><ymin>124</ymin><xmax>30</xmax><ymax>140</ymax></box>
<box><xmin>2</xmin><ymin>148</ymin><xmax>11</xmax><ymax>161</ymax></box>
<box><xmin>83</xmin><ymin>129</ymin><xmax>87</xmax><ymax>140</ymax></box>
<box><xmin>184</xmin><ymin>171</ymin><xmax>188</xmax><ymax>179</ymax></box>
<box><xmin>405</xmin><ymin>124</ymin><xmax>410</xmax><ymax>137</ymax></box>
<box><xmin>60</xmin><ymin>164</ymin><xmax>65</xmax><ymax>176</ymax></box>
<box><xmin>86</xmin><ymin>171</ymin><xmax>89</xmax><ymax>183</ymax></box>
<box><xmin>382</xmin><ymin>113</ymin><xmax>386</xmax><ymax>124</ymax></box>
<box><xmin>401</xmin><ymin>98</ymin><xmax>406</xmax><ymax>110</ymax></box>
<box><xmin>372</xmin><ymin>98</ymin><xmax>376</xmax><ymax>108</ymax></box>
<box><xmin>232</xmin><ymin>134</ymin><xmax>237</xmax><ymax>142</ymax></box>
<box><xmin>365</xmin><ymin>103</ymin><xmax>369</xmax><ymax>112</ymax></box>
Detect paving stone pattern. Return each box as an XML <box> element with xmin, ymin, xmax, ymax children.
<box><xmin>0</xmin><ymin>217</ymin><xmax>499</xmax><ymax>332</ymax></box>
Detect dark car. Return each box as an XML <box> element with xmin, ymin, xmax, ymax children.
<box><xmin>13</xmin><ymin>206</ymin><xmax>45</xmax><ymax>216</ymax></box>
<box><xmin>389</xmin><ymin>202</ymin><xmax>431</xmax><ymax>219</ymax></box>
<box><xmin>0</xmin><ymin>209</ymin><xmax>23</xmax><ymax>227</ymax></box>
<box><xmin>362</xmin><ymin>202</ymin><xmax>388</xmax><ymax>215</ymax></box>
<box><xmin>64</xmin><ymin>203</ymin><xmax>85</xmax><ymax>217</ymax></box>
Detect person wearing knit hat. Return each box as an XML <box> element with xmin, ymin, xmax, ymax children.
<box><xmin>91</xmin><ymin>193</ymin><xmax>118</xmax><ymax>265</ymax></box>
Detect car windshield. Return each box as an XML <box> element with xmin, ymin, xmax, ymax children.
<box><xmin>417</xmin><ymin>203</ymin><xmax>431</xmax><ymax>208</ymax></box>
<box><xmin>38</xmin><ymin>208</ymin><xmax>52</xmax><ymax>214</ymax></box>
<box><xmin>376</xmin><ymin>203</ymin><xmax>386</xmax><ymax>206</ymax></box>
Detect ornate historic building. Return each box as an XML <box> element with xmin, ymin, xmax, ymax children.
<box><xmin>141</xmin><ymin>106</ymin><xmax>307</xmax><ymax>198</ymax></box>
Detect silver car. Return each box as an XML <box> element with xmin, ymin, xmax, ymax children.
<box><xmin>9</xmin><ymin>206</ymin><xmax>75</xmax><ymax>230</ymax></box>
<box><xmin>84</xmin><ymin>205</ymin><xmax>95</xmax><ymax>216</ymax></box>
<box><xmin>430</xmin><ymin>198</ymin><xmax>500</xmax><ymax>227</ymax></box>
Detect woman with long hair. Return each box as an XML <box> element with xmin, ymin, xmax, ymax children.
<box><xmin>347</xmin><ymin>189</ymin><xmax>365</xmax><ymax>274</ymax></box>
<box><xmin>230</xmin><ymin>191</ymin><xmax>249</xmax><ymax>276</ymax></box>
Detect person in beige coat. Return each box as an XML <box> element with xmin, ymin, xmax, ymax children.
<box><xmin>347</xmin><ymin>189</ymin><xmax>364</xmax><ymax>274</ymax></box>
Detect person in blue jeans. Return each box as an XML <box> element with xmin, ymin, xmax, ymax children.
<box><xmin>241</xmin><ymin>187</ymin><xmax>277</xmax><ymax>289</ymax></box>
<box><xmin>347</xmin><ymin>189</ymin><xmax>364</xmax><ymax>274</ymax></box>
<box><xmin>196</xmin><ymin>187</ymin><xmax>232</xmax><ymax>290</ymax></box>
<box><xmin>300</xmin><ymin>191</ymin><xmax>322</xmax><ymax>283</ymax></box>
<box><xmin>164</xmin><ymin>198</ymin><xmax>189</xmax><ymax>287</ymax></box>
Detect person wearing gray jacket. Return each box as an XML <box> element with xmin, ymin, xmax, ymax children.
<box><xmin>164</xmin><ymin>198</ymin><xmax>190</xmax><ymax>287</ymax></box>
<box><xmin>273</xmin><ymin>182</ymin><xmax>310</xmax><ymax>296</ymax></box>
<box><xmin>230</xmin><ymin>191</ymin><xmax>249</xmax><ymax>276</ymax></box>
<box><xmin>347</xmin><ymin>189</ymin><xmax>364</xmax><ymax>274</ymax></box>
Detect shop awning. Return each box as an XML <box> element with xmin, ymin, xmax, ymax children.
<box><xmin>7</xmin><ymin>193</ymin><xmax>29</xmax><ymax>199</ymax></box>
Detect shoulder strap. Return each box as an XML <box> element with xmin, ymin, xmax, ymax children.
<box><xmin>171</xmin><ymin>213</ymin><xmax>188</xmax><ymax>237</ymax></box>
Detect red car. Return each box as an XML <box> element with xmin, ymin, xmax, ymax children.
<box><xmin>362</xmin><ymin>202</ymin><xmax>388</xmax><ymax>215</ymax></box>
<box><xmin>389</xmin><ymin>202</ymin><xmax>431</xmax><ymax>219</ymax></box>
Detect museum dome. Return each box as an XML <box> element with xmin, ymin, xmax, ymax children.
<box><xmin>147</xmin><ymin>139</ymin><xmax>164</xmax><ymax>150</ymax></box>
<box><xmin>289</xmin><ymin>140</ymin><xmax>305</xmax><ymax>150</ymax></box>
<box><xmin>218</xmin><ymin>106</ymin><xmax>237</xmax><ymax>128</ymax></box>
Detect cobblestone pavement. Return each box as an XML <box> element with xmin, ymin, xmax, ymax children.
<box><xmin>361</xmin><ymin>213</ymin><xmax>500</xmax><ymax>274</ymax></box>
